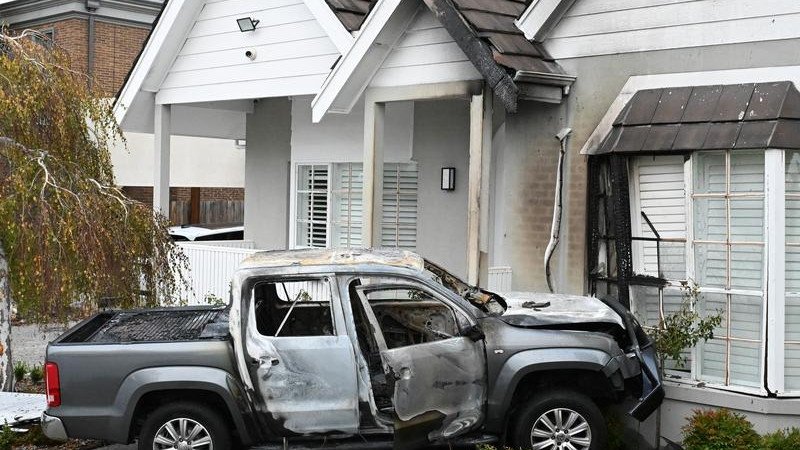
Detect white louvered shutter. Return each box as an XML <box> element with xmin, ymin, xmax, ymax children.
<box><xmin>381</xmin><ymin>163</ymin><xmax>418</xmax><ymax>249</ymax></box>
<box><xmin>332</xmin><ymin>163</ymin><xmax>363</xmax><ymax>248</ymax></box>
<box><xmin>633</xmin><ymin>155</ymin><xmax>687</xmax><ymax>279</ymax></box>
<box><xmin>296</xmin><ymin>165</ymin><xmax>329</xmax><ymax>248</ymax></box>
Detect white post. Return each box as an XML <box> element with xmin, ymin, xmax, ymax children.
<box><xmin>362</xmin><ymin>100</ymin><xmax>385</xmax><ymax>248</ymax></box>
<box><xmin>765</xmin><ymin>149</ymin><xmax>785</xmax><ymax>394</ymax></box>
<box><xmin>479</xmin><ymin>89</ymin><xmax>493</xmax><ymax>282</ymax></box>
<box><xmin>467</xmin><ymin>90</ymin><xmax>485</xmax><ymax>285</ymax></box>
<box><xmin>153</xmin><ymin>104</ymin><xmax>171</xmax><ymax>217</ymax></box>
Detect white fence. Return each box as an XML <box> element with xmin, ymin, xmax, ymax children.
<box><xmin>177</xmin><ymin>241</ymin><xmax>259</xmax><ymax>305</ymax></box>
<box><xmin>488</xmin><ymin>266</ymin><xmax>513</xmax><ymax>292</ymax></box>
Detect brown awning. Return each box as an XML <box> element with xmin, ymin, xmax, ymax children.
<box><xmin>595</xmin><ymin>81</ymin><xmax>800</xmax><ymax>154</ymax></box>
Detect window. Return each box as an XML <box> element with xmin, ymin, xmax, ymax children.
<box><xmin>253</xmin><ymin>279</ymin><xmax>334</xmax><ymax>337</ymax></box>
<box><xmin>622</xmin><ymin>150</ymin><xmax>781</xmax><ymax>393</ymax></box>
<box><xmin>294</xmin><ymin>163</ymin><xmax>418</xmax><ymax>249</ymax></box>
<box><xmin>31</xmin><ymin>29</ymin><xmax>54</xmax><ymax>48</ymax></box>
<box><xmin>786</xmin><ymin>150</ymin><xmax>800</xmax><ymax>391</ymax></box>
<box><xmin>348</xmin><ymin>277</ymin><xmax>462</xmax><ymax>349</ymax></box>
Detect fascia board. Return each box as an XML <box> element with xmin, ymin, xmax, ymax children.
<box><xmin>303</xmin><ymin>0</ymin><xmax>355</xmax><ymax>54</ymax></box>
<box><xmin>515</xmin><ymin>0</ymin><xmax>575</xmax><ymax>42</ymax></box>
<box><xmin>113</xmin><ymin>0</ymin><xmax>202</xmax><ymax>128</ymax></box>
<box><xmin>311</xmin><ymin>0</ymin><xmax>419</xmax><ymax>123</ymax></box>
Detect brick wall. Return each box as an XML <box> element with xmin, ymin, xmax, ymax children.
<box><xmin>16</xmin><ymin>18</ymin><xmax>150</xmax><ymax>95</ymax></box>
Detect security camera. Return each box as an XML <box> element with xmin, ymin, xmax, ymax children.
<box><xmin>245</xmin><ymin>49</ymin><xmax>256</xmax><ymax>61</ymax></box>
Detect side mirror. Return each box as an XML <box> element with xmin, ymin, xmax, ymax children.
<box><xmin>461</xmin><ymin>324</ymin><xmax>485</xmax><ymax>342</ymax></box>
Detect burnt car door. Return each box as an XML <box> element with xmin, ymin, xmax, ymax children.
<box><xmin>346</xmin><ymin>276</ymin><xmax>487</xmax><ymax>446</ymax></box>
<box><xmin>242</xmin><ymin>275</ymin><xmax>360</xmax><ymax>435</ymax></box>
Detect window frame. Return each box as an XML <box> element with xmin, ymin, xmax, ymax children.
<box><xmin>626</xmin><ymin>150</ymin><xmax>787</xmax><ymax>396</ymax></box>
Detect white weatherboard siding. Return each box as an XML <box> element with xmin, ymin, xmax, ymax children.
<box><xmin>369</xmin><ymin>8</ymin><xmax>481</xmax><ymax>88</ymax></box>
<box><xmin>157</xmin><ymin>0</ymin><xmax>340</xmax><ymax>104</ymax></box>
<box><xmin>545</xmin><ymin>0</ymin><xmax>800</xmax><ymax>59</ymax></box>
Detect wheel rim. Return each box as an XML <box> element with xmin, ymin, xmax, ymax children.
<box><xmin>530</xmin><ymin>407</ymin><xmax>592</xmax><ymax>450</ymax></box>
<box><xmin>152</xmin><ymin>417</ymin><xmax>213</xmax><ymax>450</ymax></box>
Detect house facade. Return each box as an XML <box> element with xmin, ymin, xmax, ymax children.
<box><xmin>0</xmin><ymin>0</ymin><xmax>246</xmax><ymax>224</ymax></box>
<box><xmin>115</xmin><ymin>0</ymin><xmax>800</xmax><ymax>444</ymax></box>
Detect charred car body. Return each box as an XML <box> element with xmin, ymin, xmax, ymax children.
<box><xmin>42</xmin><ymin>248</ymin><xmax>663</xmax><ymax>450</ymax></box>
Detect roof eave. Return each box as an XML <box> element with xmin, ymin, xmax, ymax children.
<box><xmin>515</xmin><ymin>0</ymin><xmax>577</xmax><ymax>42</ymax></box>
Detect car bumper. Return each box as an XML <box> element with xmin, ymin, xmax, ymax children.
<box><xmin>41</xmin><ymin>412</ymin><xmax>68</xmax><ymax>441</ymax></box>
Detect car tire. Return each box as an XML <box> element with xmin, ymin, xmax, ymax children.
<box><xmin>138</xmin><ymin>401</ymin><xmax>231</xmax><ymax>450</ymax></box>
<box><xmin>511</xmin><ymin>390</ymin><xmax>607</xmax><ymax>450</ymax></box>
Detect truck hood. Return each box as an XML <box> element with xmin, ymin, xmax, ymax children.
<box><xmin>497</xmin><ymin>292</ymin><xmax>625</xmax><ymax>329</ymax></box>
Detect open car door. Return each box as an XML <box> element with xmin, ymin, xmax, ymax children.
<box><xmin>350</xmin><ymin>279</ymin><xmax>487</xmax><ymax>448</ymax></box>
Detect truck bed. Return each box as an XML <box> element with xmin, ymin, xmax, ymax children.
<box><xmin>58</xmin><ymin>307</ymin><xmax>229</xmax><ymax>343</ymax></box>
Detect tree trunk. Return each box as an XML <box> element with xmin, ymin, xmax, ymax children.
<box><xmin>0</xmin><ymin>247</ymin><xmax>13</xmax><ymax>391</ymax></box>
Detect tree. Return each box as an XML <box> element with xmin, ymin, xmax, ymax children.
<box><xmin>0</xmin><ymin>31</ymin><xmax>186</xmax><ymax>390</ymax></box>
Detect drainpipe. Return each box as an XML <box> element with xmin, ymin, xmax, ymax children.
<box><xmin>86</xmin><ymin>1</ymin><xmax>98</xmax><ymax>88</ymax></box>
<box><xmin>544</xmin><ymin>127</ymin><xmax>571</xmax><ymax>293</ymax></box>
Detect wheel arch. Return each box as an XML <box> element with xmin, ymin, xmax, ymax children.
<box><xmin>108</xmin><ymin>366</ymin><xmax>255</xmax><ymax>445</ymax></box>
<box><xmin>485</xmin><ymin>348</ymin><xmax>616</xmax><ymax>433</ymax></box>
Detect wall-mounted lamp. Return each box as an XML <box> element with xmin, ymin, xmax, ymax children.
<box><xmin>237</xmin><ymin>17</ymin><xmax>260</xmax><ymax>32</ymax></box>
<box><xmin>441</xmin><ymin>167</ymin><xmax>455</xmax><ymax>191</ymax></box>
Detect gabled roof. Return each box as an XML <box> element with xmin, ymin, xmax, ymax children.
<box><xmin>314</xmin><ymin>0</ymin><xmax>574</xmax><ymax>121</ymax></box>
<box><xmin>325</xmin><ymin>0</ymin><xmax>378</xmax><ymax>31</ymax></box>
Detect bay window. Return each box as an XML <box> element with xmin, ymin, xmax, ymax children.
<box><xmin>294</xmin><ymin>162</ymin><xmax>418</xmax><ymax>250</ymax></box>
<box><xmin>597</xmin><ymin>149</ymin><xmax>799</xmax><ymax>395</ymax></box>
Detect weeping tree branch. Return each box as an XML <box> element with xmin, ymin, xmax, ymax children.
<box><xmin>0</xmin><ymin>29</ymin><xmax>189</xmax><ymax>390</ymax></box>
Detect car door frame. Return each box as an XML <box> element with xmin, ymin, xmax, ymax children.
<box><xmin>240</xmin><ymin>272</ymin><xmax>362</xmax><ymax>436</ymax></box>
<box><xmin>336</xmin><ymin>272</ymin><xmax>488</xmax><ymax>444</ymax></box>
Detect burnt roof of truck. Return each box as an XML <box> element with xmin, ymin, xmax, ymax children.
<box><xmin>239</xmin><ymin>248</ymin><xmax>425</xmax><ymax>271</ymax></box>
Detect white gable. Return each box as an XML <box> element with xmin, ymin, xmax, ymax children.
<box><xmin>545</xmin><ymin>0</ymin><xmax>800</xmax><ymax>59</ymax></box>
<box><xmin>369</xmin><ymin>8</ymin><xmax>480</xmax><ymax>88</ymax></box>
<box><xmin>155</xmin><ymin>0</ymin><xmax>342</xmax><ymax>105</ymax></box>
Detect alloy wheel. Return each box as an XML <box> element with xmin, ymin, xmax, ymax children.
<box><xmin>152</xmin><ymin>417</ymin><xmax>213</xmax><ymax>450</ymax></box>
<box><xmin>530</xmin><ymin>407</ymin><xmax>592</xmax><ymax>450</ymax></box>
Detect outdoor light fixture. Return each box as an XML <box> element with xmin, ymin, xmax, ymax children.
<box><xmin>441</xmin><ymin>167</ymin><xmax>455</xmax><ymax>191</ymax></box>
<box><xmin>237</xmin><ymin>17</ymin><xmax>260</xmax><ymax>32</ymax></box>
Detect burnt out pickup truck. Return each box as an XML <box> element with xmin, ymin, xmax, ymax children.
<box><xmin>42</xmin><ymin>248</ymin><xmax>663</xmax><ymax>450</ymax></box>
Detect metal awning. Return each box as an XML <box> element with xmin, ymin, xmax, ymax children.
<box><xmin>593</xmin><ymin>81</ymin><xmax>800</xmax><ymax>155</ymax></box>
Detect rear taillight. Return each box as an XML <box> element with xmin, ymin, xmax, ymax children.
<box><xmin>45</xmin><ymin>362</ymin><xmax>60</xmax><ymax>407</ymax></box>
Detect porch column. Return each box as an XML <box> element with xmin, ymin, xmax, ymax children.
<box><xmin>153</xmin><ymin>104</ymin><xmax>171</xmax><ymax>217</ymax></box>
<box><xmin>363</xmin><ymin>100</ymin><xmax>385</xmax><ymax>247</ymax></box>
<box><xmin>467</xmin><ymin>89</ymin><xmax>488</xmax><ymax>285</ymax></box>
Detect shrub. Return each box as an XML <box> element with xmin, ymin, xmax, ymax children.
<box><xmin>13</xmin><ymin>361</ymin><xmax>27</xmax><ymax>383</ymax></box>
<box><xmin>0</xmin><ymin>422</ymin><xmax>13</xmax><ymax>450</ymax></box>
<box><xmin>761</xmin><ymin>428</ymin><xmax>800</xmax><ymax>450</ymax></box>
<box><xmin>28</xmin><ymin>364</ymin><xmax>43</xmax><ymax>384</ymax></box>
<box><xmin>682</xmin><ymin>409</ymin><xmax>760</xmax><ymax>450</ymax></box>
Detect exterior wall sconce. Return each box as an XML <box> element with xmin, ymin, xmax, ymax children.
<box><xmin>237</xmin><ymin>17</ymin><xmax>260</xmax><ymax>32</ymax></box>
<box><xmin>441</xmin><ymin>167</ymin><xmax>455</xmax><ymax>191</ymax></box>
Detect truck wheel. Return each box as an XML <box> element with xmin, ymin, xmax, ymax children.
<box><xmin>139</xmin><ymin>402</ymin><xmax>231</xmax><ymax>450</ymax></box>
<box><xmin>511</xmin><ymin>390</ymin><xmax>607</xmax><ymax>450</ymax></box>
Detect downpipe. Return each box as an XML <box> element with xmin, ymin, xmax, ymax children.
<box><xmin>544</xmin><ymin>127</ymin><xmax>571</xmax><ymax>293</ymax></box>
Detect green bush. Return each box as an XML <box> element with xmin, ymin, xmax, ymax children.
<box><xmin>28</xmin><ymin>364</ymin><xmax>43</xmax><ymax>384</ymax></box>
<box><xmin>682</xmin><ymin>409</ymin><xmax>760</xmax><ymax>450</ymax></box>
<box><xmin>0</xmin><ymin>422</ymin><xmax>13</xmax><ymax>450</ymax></box>
<box><xmin>761</xmin><ymin>428</ymin><xmax>800</xmax><ymax>450</ymax></box>
<box><xmin>12</xmin><ymin>361</ymin><xmax>27</xmax><ymax>383</ymax></box>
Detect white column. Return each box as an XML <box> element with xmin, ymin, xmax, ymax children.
<box><xmin>153</xmin><ymin>104</ymin><xmax>171</xmax><ymax>217</ymax></box>
<box><xmin>362</xmin><ymin>100</ymin><xmax>385</xmax><ymax>248</ymax></box>
<box><xmin>765</xmin><ymin>148</ymin><xmax>785</xmax><ymax>394</ymax></box>
<box><xmin>467</xmin><ymin>90</ymin><xmax>485</xmax><ymax>285</ymax></box>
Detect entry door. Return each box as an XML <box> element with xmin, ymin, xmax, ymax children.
<box><xmin>244</xmin><ymin>276</ymin><xmax>360</xmax><ymax>434</ymax></box>
<box><xmin>352</xmin><ymin>280</ymin><xmax>486</xmax><ymax>445</ymax></box>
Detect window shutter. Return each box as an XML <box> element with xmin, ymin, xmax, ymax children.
<box><xmin>296</xmin><ymin>165</ymin><xmax>329</xmax><ymax>248</ymax></box>
<box><xmin>633</xmin><ymin>155</ymin><xmax>686</xmax><ymax>278</ymax></box>
<box><xmin>381</xmin><ymin>163</ymin><xmax>418</xmax><ymax>249</ymax></box>
<box><xmin>332</xmin><ymin>163</ymin><xmax>363</xmax><ymax>248</ymax></box>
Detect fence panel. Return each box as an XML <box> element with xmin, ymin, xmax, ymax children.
<box><xmin>177</xmin><ymin>242</ymin><xmax>259</xmax><ymax>305</ymax></box>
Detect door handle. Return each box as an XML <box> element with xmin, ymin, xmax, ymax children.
<box><xmin>259</xmin><ymin>356</ymin><xmax>280</xmax><ymax>367</ymax></box>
